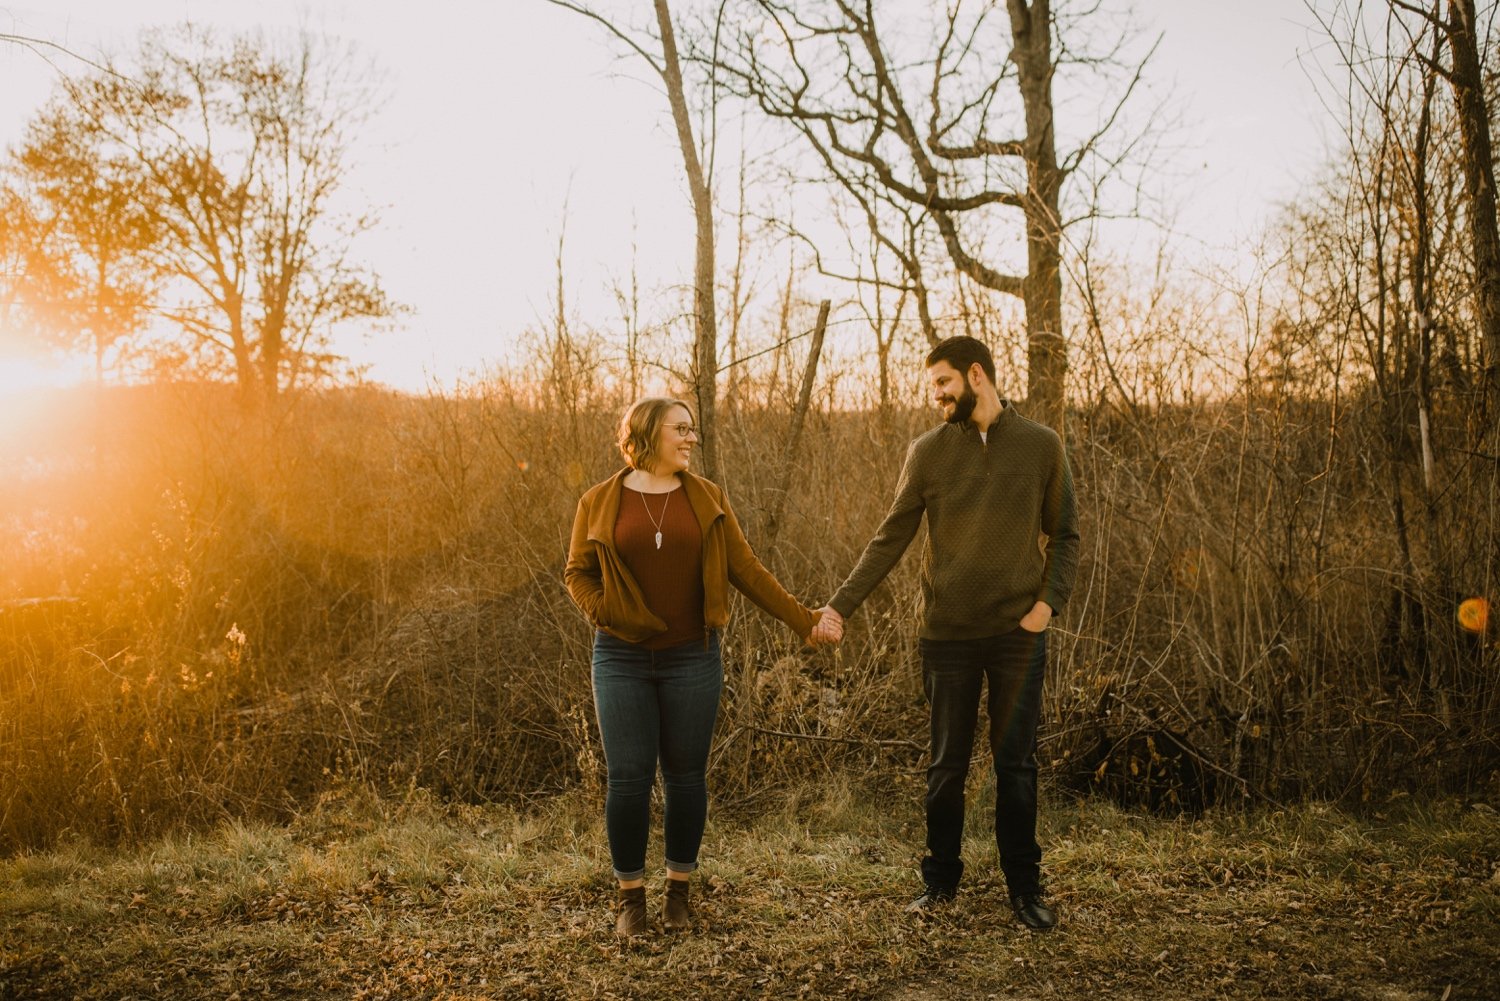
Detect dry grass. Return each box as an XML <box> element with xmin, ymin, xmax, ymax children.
<box><xmin>2</xmin><ymin>783</ymin><xmax>1496</xmax><ymax>1000</ymax></box>
<box><xmin>1</xmin><ymin>379</ymin><xmax>1498</xmax><ymax>855</ymax></box>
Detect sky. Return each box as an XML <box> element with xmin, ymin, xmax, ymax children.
<box><xmin>0</xmin><ymin>0</ymin><xmax>1336</xmax><ymax>394</ymax></box>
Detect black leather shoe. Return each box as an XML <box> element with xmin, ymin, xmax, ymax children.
<box><xmin>1010</xmin><ymin>892</ymin><xmax>1057</xmax><ymax>931</ymax></box>
<box><xmin>905</xmin><ymin>885</ymin><xmax>955</xmax><ymax>913</ymax></box>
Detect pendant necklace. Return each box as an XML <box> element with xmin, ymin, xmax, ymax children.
<box><xmin>640</xmin><ymin>488</ymin><xmax>670</xmax><ymax>549</ymax></box>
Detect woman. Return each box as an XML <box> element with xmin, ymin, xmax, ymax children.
<box><xmin>564</xmin><ymin>397</ymin><xmax>822</xmax><ymax>936</ymax></box>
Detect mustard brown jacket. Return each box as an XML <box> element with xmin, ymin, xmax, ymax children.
<box><xmin>565</xmin><ymin>468</ymin><xmax>817</xmax><ymax>644</ymax></box>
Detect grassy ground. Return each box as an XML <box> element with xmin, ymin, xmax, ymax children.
<box><xmin>2</xmin><ymin>780</ymin><xmax>1496</xmax><ymax>1000</ymax></box>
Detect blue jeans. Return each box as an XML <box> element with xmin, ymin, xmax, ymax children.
<box><xmin>591</xmin><ymin>630</ymin><xmax>722</xmax><ymax>880</ymax></box>
<box><xmin>919</xmin><ymin>627</ymin><xmax>1047</xmax><ymax>896</ymax></box>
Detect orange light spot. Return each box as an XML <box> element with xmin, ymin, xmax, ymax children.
<box><xmin>1457</xmin><ymin>597</ymin><xmax>1490</xmax><ymax>634</ymax></box>
<box><xmin>1171</xmin><ymin>547</ymin><xmax>1208</xmax><ymax>591</ymax></box>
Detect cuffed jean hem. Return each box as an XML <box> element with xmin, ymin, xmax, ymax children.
<box><xmin>613</xmin><ymin>860</ymin><xmax>697</xmax><ymax>880</ymax></box>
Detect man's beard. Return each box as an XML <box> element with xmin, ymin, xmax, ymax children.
<box><xmin>943</xmin><ymin>378</ymin><xmax>978</xmax><ymax>425</ymax></box>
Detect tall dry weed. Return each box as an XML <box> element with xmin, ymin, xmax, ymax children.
<box><xmin>0</xmin><ymin>356</ymin><xmax>1496</xmax><ymax>852</ymax></box>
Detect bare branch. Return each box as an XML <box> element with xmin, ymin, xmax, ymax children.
<box><xmin>538</xmin><ymin>0</ymin><xmax>666</xmax><ymax>78</ymax></box>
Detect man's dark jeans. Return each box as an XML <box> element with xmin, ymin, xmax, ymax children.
<box><xmin>918</xmin><ymin>626</ymin><xmax>1047</xmax><ymax>896</ymax></box>
<box><xmin>591</xmin><ymin>630</ymin><xmax>722</xmax><ymax>881</ymax></box>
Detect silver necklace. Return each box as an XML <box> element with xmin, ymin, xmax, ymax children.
<box><xmin>639</xmin><ymin>488</ymin><xmax>670</xmax><ymax>549</ymax></box>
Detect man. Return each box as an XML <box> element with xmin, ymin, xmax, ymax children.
<box><xmin>813</xmin><ymin>335</ymin><xmax>1078</xmax><ymax>931</ymax></box>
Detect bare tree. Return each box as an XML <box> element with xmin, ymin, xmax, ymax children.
<box><xmin>1</xmin><ymin>31</ymin><xmax>155</xmax><ymax>381</ymax></box>
<box><xmin>1439</xmin><ymin>0</ymin><xmax>1500</xmax><ymax>404</ymax></box>
<box><xmin>655</xmin><ymin>0</ymin><xmax>722</xmax><ymax>477</ymax></box>
<box><xmin>6</xmin><ymin>111</ymin><xmax>158</xmax><ymax>384</ymax></box>
<box><xmin>0</xmin><ymin>184</ymin><xmax>37</xmax><ymax>341</ymax></box>
<box><xmin>1296</xmin><ymin>0</ymin><xmax>1494</xmax><ymax>694</ymax></box>
<box><xmin>712</xmin><ymin>0</ymin><xmax>1158</xmax><ymax>432</ymax></box>
<box><xmin>542</xmin><ymin>0</ymin><xmax>723</xmax><ymax>478</ymax></box>
<box><xmin>17</xmin><ymin>26</ymin><xmax>394</xmax><ymax>407</ymax></box>
<box><xmin>1383</xmin><ymin>0</ymin><xmax>1500</xmax><ymax>404</ymax></box>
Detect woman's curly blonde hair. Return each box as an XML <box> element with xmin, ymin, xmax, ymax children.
<box><xmin>617</xmin><ymin>396</ymin><xmax>693</xmax><ymax>471</ymax></box>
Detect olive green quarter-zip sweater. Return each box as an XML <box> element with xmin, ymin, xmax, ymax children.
<box><xmin>828</xmin><ymin>401</ymin><xmax>1079</xmax><ymax>641</ymax></box>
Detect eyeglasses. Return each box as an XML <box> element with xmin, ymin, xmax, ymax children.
<box><xmin>668</xmin><ymin>423</ymin><xmax>698</xmax><ymax>438</ymax></box>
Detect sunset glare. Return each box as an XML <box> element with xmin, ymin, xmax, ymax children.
<box><xmin>0</xmin><ymin>351</ymin><xmax>85</xmax><ymax>402</ymax></box>
<box><xmin>0</xmin><ymin>352</ymin><xmax>87</xmax><ymax>431</ymax></box>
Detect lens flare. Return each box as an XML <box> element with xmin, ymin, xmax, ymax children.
<box><xmin>1457</xmin><ymin>597</ymin><xmax>1489</xmax><ymax>635</ymax></box>
<box><xmin>1171</xmin><ymin>547</ymin><xmax>1208</xmax><ymax>592</ymax></box>
<box><xmin>0</xmin><ymin>351</ymin><xmax>89</xmax><ymax>446</ymax></box>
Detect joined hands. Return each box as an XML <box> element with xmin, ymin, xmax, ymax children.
<box><xmin>810</xmin><ymin>605</ymin><xmax>844</xmax><ymax>646</ymax></box>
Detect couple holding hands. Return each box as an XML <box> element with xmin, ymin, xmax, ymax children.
<box><xmin>564</xmin><ymin>336</ymin><xmax>1079</xmax><ymax>938</ymax></box>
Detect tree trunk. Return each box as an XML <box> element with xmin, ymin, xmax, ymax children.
<box><xmin>653</xmin><ymin>0</ymin><xmax>719</xmax><ymax>479</ymax></box>
<box><xmin>259</xmin><ymin>326</ymin><xmax>282</xmax><ymax>405</ymax></box>
<box><xmin>1446</xmin><ymin>0</ymin><xmax>1500</xmax><ymax>404</ymax></box>
<box><xmin>229</xmin><ymin>310</ymin><xmax>258</xmax><ymax>410</ymax></box>
<box><xmin>1007</xmin><ymin>0</ymin><xmax>1067</xmax><ymax>435</ymax></box>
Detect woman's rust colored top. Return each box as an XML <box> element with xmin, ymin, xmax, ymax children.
<box><xmin>565</xmin><ymin>468</ymin><xmax>817</xmax><ymax>644</ymax></box>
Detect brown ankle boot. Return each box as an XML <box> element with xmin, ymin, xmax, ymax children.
<box><xmin>616</xmin><ymin>886</ymin><xmax>647</xmax><ymax>937</ymax></box>
<box><xmin>663</xmin><ymin>877</ymin><xmax>691</xmax><ymax>931</ymax></box>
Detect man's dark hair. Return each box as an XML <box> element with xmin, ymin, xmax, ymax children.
<box><xmin>925</xmin><ymin>335</ymin><xmax>996</xmax><ymax>384</ymax></box>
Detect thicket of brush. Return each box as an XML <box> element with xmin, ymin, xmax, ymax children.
<box><xmin>1</xmin><ymin>330</ymin><xmax>1496</xmax><ymax>854</ymax></box>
